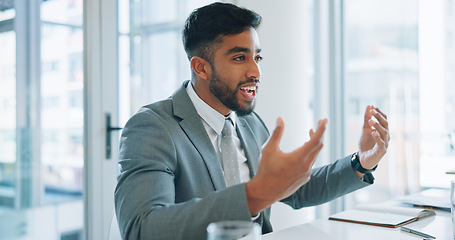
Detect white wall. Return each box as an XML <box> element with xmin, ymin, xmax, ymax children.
<box><xmin>235</xmin><ymin>0</ymin><xmax>317</xmax><ymax>231</ymax></box>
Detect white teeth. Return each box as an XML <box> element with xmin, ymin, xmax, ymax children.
<box><xmin>241</xmin><ymin>86</ymin><xmax>256</xmax><ymax>91</ymax></box>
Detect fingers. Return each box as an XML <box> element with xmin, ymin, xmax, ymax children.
<box><xmin>368</xmin><ymin>120</ymin><xmax>389</xmax><ymax>147</ymax></box>
<box><xmin>305</xmin><ymin>120</ymin><xmax>326</xmax><ymax>169</ymax></box>
<box><xmin>363</xmin><ymin>105</ymin><xmax>375</xmax><ymax>128</ymax></box>
<box><xmin>363</xmin><ymin>105</ymin><xmax>388</xmax><ymax>128</ymax></box>
<box><xmin>371</xmin><ymin>108</ymin><xmax>389</xmax><ymax>133</ymax></box>
<box><xmin>310</xmin><ymin>119</ymin><xmax>328</xmax><ymax>142</ymax></box>
<box><xmin>264</xmin><ymin>117</ymin><xmax>285</xmax><ymax>150</ymax></box>
<box><xmin>374</xmin><ymin>106</ymin><xmax>388</xmax><ymax>120</ymax></box>
<box><xmin>369</xmin><ymin>107</ymin><xmax>390</xmax><ymax>144</ymax></box>
<box><xmin>371</xmin><ymin>130</ymin><xmax>387</xmax><ymax>154</ymax></box>
<box><xmin>295</xmin><ymin>119</ymin><xmax>327</xmax><ymax>156</ymax></box>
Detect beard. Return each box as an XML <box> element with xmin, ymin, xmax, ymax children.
<box><xmin>208</xmin><ymin>68</ymin><xmax>257</xmax><ymax>116</ymax></box>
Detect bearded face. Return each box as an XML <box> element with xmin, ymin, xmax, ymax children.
<box><xmin>208</xmin><ymin>65</ymin><xmax>259</xmax><ymax>116</ymax></box>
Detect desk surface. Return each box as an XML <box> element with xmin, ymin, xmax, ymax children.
<box><xmin>263</xmin><ymin>206</ymin><xmax>452</xmax><ymax>240</ymax></box>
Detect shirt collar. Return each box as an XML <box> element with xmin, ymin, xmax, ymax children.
<box><xmin>186</xmin><ymin>82</ymin><xmax>237</xmax><ymax>135</ymax></box>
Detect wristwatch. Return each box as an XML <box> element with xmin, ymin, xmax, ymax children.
<box><xmin>351</xmin><ymin>152</ymin><xmax>377</xmax><ymax>174</ymax></box>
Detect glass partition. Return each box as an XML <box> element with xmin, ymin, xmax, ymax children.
<box><xmin>0</xmin><ymin>0</ymin><xmax>84</xmax><ymax>239</ymax></box>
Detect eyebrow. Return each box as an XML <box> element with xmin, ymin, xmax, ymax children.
<box><xmin>225</xmin><ymin>46</ymin><xmax>262</xmax><ymax>55</ymax></box>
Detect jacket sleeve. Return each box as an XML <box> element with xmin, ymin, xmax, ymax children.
<box><xmin>280</xmin><ymin>155</ymin><xmax>373</xmax><ymax>209</ymax></box>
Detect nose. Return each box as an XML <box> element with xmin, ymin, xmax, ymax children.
<box><xmin>246</xmin><ymin>60</ymin><xmax>261</xmax><ymax>80</ymax></box>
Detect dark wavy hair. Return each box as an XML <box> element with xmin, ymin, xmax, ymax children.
<box><xmin>182</xmin><ymin>2</ymin><xmax>262</xmax><ymax>63</ymax></box>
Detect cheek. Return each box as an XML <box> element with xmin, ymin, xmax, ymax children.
<box><xmin>212</xmin><ymin>62</ymin><xmax>246</xmax><ymax>86</ymax></box>
<box><xmin>215</xmin><ymin>68</ymin><xmax>238</xmax><ymax>83</ymax></box>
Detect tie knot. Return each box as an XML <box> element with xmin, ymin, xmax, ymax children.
<box><xmin>222</xmin><ymin>118</ymin><xmax>233</xmax><ymax>137</ymax></box>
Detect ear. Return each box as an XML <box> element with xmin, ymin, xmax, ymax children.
<box><xmin>190</xmin><ymin>56</ymin><xmax>211</xmax><ymax>81</ymax></box>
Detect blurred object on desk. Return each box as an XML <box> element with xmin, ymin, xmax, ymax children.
<box><xmin>398</xmin><ymin>188</ymin><xmax>450</xmax><ymax>211</ymax></box>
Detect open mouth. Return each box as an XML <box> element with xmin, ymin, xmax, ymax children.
<box><xmin>239</xmin><ymin>85</ymin><xmax>257</xmax><ymax>97</ymax></box>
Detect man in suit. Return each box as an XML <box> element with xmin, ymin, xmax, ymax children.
<box><xmin>114</xmin><ymin>2</ymin><xmax>390</xmax><ymax>240</ymax></box>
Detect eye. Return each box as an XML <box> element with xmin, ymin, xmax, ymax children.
<box><xmin>233</xmin><ymin>55</ymin><xmax>246</xmax><ymax>61</ymax></box>
<box><xmin>255</xmin><ymin>55</ymin><xmax>263</xmax><ymax>63</ymax></box>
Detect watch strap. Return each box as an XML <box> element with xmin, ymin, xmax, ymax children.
<box><xmin>351</xmin><ymin>152</ymin><xmax>377</xmax><ymax>174</ymax></box>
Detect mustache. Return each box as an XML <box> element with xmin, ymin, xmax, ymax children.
<box><xmin>237</xmin><ymin>79</ymin><xmax>260</xmax><ymax>87</ymax></box>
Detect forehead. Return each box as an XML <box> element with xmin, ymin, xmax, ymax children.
<box><xmin>216</xmin><ymin>28</ymin><xmax>261</xmax><ymax>55</ymax></box>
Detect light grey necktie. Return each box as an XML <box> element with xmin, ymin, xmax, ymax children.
<box><xmin>221</xmin><ymin>118</ymin><xmax>241</xmax><ymax>187</ymax></box>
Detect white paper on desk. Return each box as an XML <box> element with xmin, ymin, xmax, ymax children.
<box><xmin>330</xmin><ymin>210</ymin><xmax>410</xmax><ymax>226</ymax></box>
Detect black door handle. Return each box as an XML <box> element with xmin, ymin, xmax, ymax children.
<box><xmin>106</xmin><ymin>113</ymin><xmax>122</xmax><ymax>159</ymax></box>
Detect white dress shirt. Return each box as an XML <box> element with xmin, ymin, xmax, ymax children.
<box><xmin>186</xmin><ymin>83</ymin><xmax>251</xmax><ymax>183</ymax></box>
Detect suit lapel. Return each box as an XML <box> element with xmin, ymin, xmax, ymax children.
<box><xmin>172</xmin><ymin>81</ymin><xmax>227</xmax><ymax>190</ymax></box>
<box><xmin>236</xmin><ymin>117</ymin><xmax>261</xmax><ymax>178</ymax></box>
<box><xmin>237</xmin><ymin>117</ymin><xmax>274</xmax><ymax>232</ymax></box>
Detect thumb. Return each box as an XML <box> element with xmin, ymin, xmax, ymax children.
<box><xmin>265</xmin><ymin>117</ymin><xmax>285</xmax><ymax>150</ymax></box>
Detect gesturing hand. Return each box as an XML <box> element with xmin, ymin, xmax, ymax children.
<box><xmin>357</xmin><ymin>105</ymin><xmax>390</xmax><ymax>173</ymax></box>
<box><xmin>245</xmin><ymin>117</ymin><xmax>328</xmax><ymax>216</ymax></box>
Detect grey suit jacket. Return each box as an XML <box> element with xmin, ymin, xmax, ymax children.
<box><xmin>114</xmin><ymin>81</ymin><xmax>372</xmax><ymax>240</ymax></box>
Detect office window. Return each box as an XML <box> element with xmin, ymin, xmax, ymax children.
<box><xmin>343</xmin><ymin>0</ymin><xmax>455</xmax><ymax>206</ymax></box>
<box><xmin>0</xmin><ymin>29</ymin><xmax>15</xmax><ymax>206</ymax></box>
<box><xmin>0</xmin><ymin>0</ymin><xmax>84</xmax><ymax>239</ymax></box>
<box><xmin>41</xmin><ymin>0</ymin><xmax>84</xmax><ymax>198</ymax></box>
